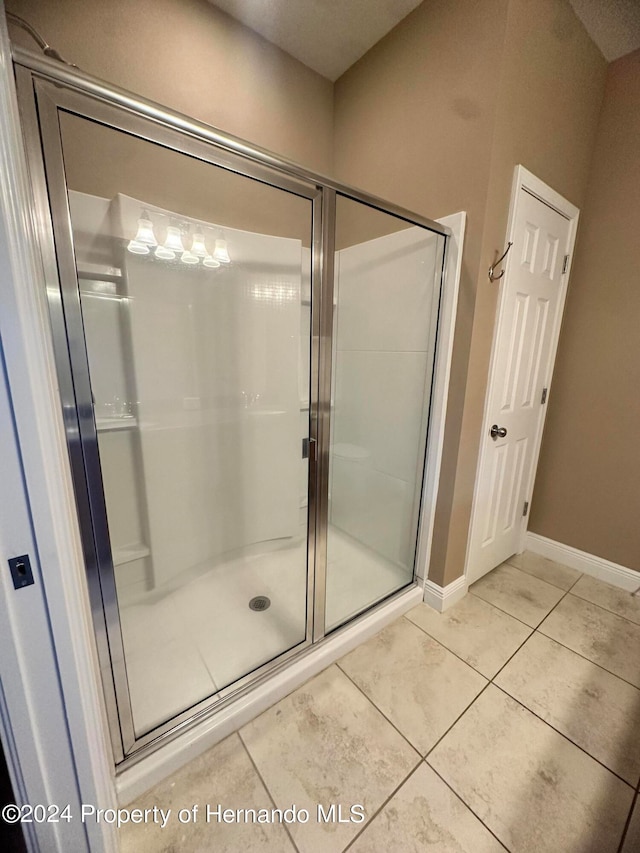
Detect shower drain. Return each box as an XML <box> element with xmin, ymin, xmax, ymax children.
<box><xmin>249</xmin><ymin>595</ymin><xmax>271</xmax><ymax>612</ymax></box>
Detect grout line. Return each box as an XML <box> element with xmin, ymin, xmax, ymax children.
<box><xmin>467</xmin><ymin>587</ymin><xmax>536</xmax><ymax>631</ymax></box>
<box><xmin>500</xmin><ymin>560</ymin><xmax>578</xmax><ymax>594</ymax></box>
<box><xmin>336</xmin><ymin>661</ymin><xmax>423</xmax><ymax>756</ymax></box>
<box><xmin>566</xmin><ymin>572</ymin><xmax>584</xmax><ymax>592</ymax></box>
<box><xmin>469</xmin><ymin>584</ymin><xmax>569</xmax><ymax>631</ymax></box>
<box><xmin>422</xmin><ymin>590</ymin><xmax>573</xmax><ymax>764</ymax></box>
<box><xmin>564</xmin><ymin>591</ymin><xmax>640</xmax><ymax>630</ymax></box>
<box><xmin>617</xmin><ymin>788</ymin><xmax>638</xmax><ymax>853</ymax></box>
<box><xmin>530</xmin><ymin>575</ymin><xmax>579</xmax><ymax>630</ymax></box>
<box><xmin>237</xmin><ymin>730</ymin><xmax>301</xmax><ymax>853</ymax></box>
<box><xmin>535</xmin><ymin>626</ymin><xmax>640</xmax><ymax>691</ymax></box>
<box><xmin>491</xmin><ymin>682</ymin><xmax>635</xmax><ymax>789</ymax></box>
<box><xmin>424</xmin><ymin>761</ymin><xmax>511</xmax><ymax>852</ymax></box>
<box><xmin>423</xmin><ymin>680</ymin><xmax>493</xmax><ymax>760</ymax></box>
<box><xmin>485</xmin><ymin>622</ymin><xmax>543</xmax><ymax>683</ymax></box>
<box><xmin>402</xmin><ymin>613</ymin><xmax>511</xmax><ymax>679</ymax></box>
<box><xmin>504</xmin><ymin>558</ymin><xmax>583</xmax><ymax>592</ymax></box>
<box><xmin>529</xmin><ymin>561</ymin><xmax>640</xmax><ymax>684</ymax></box>
<box><xmin>422</xmin><ymin>620</ymin><xmax>540</xmax><ymax>763</ymax></box>
<box><xmin>341</xmin><ymin>761</ymin><xmax>423</xmax><ymax>852</ymax></box>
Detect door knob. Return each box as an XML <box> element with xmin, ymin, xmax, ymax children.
<box><xmin>490</xmin><ymin>424</ymin><xmax>507</xmax><ymax>440</ymax></box>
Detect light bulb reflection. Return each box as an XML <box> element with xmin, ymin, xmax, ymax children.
<box><xmin>213</xmin><ymin>238</ymin><xmax>231</xmax><ymax>264</ymax></box>
<box><xmin>191</xmin><ymin>232</ymin><xmax>208</xmax><ymax>258</ymax></box>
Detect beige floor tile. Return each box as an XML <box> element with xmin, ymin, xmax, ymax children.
<box><xmin>622</xmin><ymin>798</ymin><xmax>640</xmax><ymax>852</ymax></box>
<box><xmin>407</xmin><ymin>596</ymin><xmax>532</xmax><ymax>678</ymax></box>
<box><xmin>119</xmin><ymin>733</ymin><xmax>295</xmax><ymax>853</ymax></box>
<box><xmin>470</xmin><ymin>563</ymin><xmax>564</xmax><ymax>627</ymax></box>
<box><xmin>349</xmin><ymin>763</ymin><xmax>504</xmax><ymax>853</ymax></box>
<box><xmin>507</xmin><ymin>550</ymin><xmax>582</xmax><ymax>591</ymax></box>
<box><xmin>338</xmin><ymin>618</ymin><xmax>487</xmax><ymax>753</ymax></box>
<box><xmin>539</xmin><ymin>594</ymin><xmax>640</xmax><ymax>688</ymax></box>
<box><xmin>496</xmin><ymin>632</ymin><xmax>640</xmax><ymax>784</ymax></box>
<box><xmin>240</xmin><ymin>664</ymin><xmax>419</xmax><ymax>853</ymax></box>
<box><xmin>428</xmin><ymin>685</ymin><xmax>633</xmax><ymax>853</ymax></box>
<box><xmin>571</xmin><ymin>574</ymin><xmax>640</xmax><ymax>625</ymax></box>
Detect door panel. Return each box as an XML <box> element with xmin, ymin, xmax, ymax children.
<box><xmin>468</xmin><ymin>190</ymin><xmax>571</xmax><ymax>582</ymax></box>
<box><xmin>34</xmin><ymin>85</ymin><xmax>318</xmax><ymax>750</ymax></box>
<box><xmin>325</xmin><ymin>195</ymin><xmax>445</xmax><ymax>631</ymax></box>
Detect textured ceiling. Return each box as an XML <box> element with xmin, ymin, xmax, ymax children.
<box><xmin>568</xmin><ymin>0</ymin><xmax>640</xmax><ymax>61</ymax></box>
<box><xmin>210</xmin><ymin>0</ymin><xmax>640</xmax><ymax>78</ymax></box>
<box><xmin>207</xmin><ymin>0</ymin><xmax>423</xmax><ymax>80</ymax></box>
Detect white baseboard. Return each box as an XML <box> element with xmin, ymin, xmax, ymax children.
<box><xmin>424</xmin><ymin>575</ymin><xmax>468</xmax><ymax>612</ymax></box>
<box><xmin>116</xmin><ymin>584</ymin><xmax>422</xmax><ymax>805</ymax></box>
<box><xmin>526</xmin><ymin>532</ymin><xmax>640</xmax><ymax>592</ymax></box>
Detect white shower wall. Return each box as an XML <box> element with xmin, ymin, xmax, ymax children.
<box><xmin>71</xmin><ymin>191</ymin><xmax>304</xmax><ymax>595</ymax></box>
<box><xmin>330</xmin><ymin>226</ymin><xmax>441</xmax><ymax>569</ymax></box>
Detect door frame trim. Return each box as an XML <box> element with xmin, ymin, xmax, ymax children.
<box><xmin>464</xmin><ymin>165</ymin><xmax>579</xmax><ymax>585</ymax></box>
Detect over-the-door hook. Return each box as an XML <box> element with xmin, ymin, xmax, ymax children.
<box><xmin>488</xmin><ymin>241</ymin><xmax>513</xmax><ymax>282</ymax></box>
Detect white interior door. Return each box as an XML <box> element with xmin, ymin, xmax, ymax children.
<box><xmin>467</xmin><ymin>172</ymin><xmax>577</xmax><ymax>584</ymax></box>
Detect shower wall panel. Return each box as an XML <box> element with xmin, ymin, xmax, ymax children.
<box><xmin>331</xmin><ymin>226</ymin><xmax>441</xmax><ymax>568</ymax></box>
<box><xmin>114</xmin><ymin>195</ymin><xmax>302</xmax><ymax>589</ymax></box>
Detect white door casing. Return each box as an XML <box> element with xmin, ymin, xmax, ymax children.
<box><xmin>466</xmin><ymin>167</ymin><xmax>579</xmax><ymax>584</ymax></box>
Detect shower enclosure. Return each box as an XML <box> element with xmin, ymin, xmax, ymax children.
<box><xmin>14</xmin><ymin>49</ymin><xmax>449</xmax><ymax>764</ymax></box>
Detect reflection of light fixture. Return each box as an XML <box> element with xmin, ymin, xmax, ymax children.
<box><xmin>191</xmin><ymin>232</ymin><xmax>208</xmax><ymax>258</ymax></box>
<box><xmin>181</xmin><ymin>250</ymin><xmax>199</xmax><ymax>265</ymax></box>
<box><xmin>127</xmin><ymin>212</ymin><xmax>156</xmax><ymax>254</ymax></box>
<box><xmin>128</xmin><ymin>212</ymin><xmax>229</xmax><ymax>268</ymax></box>
<box><xmin>213</xmin><ymin>238</ymin><xmax>231</xmax><ymax>264</ymax></box>
<box><xmin>154</xmin><ymin>244</ymin><xmax>174</xmax><ymax>260</ymax></box>
<box><xmin>154</xmin><ymin>224</ymin><xmax>184</xmax><ymax>260</ymax></box>
<box><xmin>180</xmin><ymin>227</ymin><xmax>198</xmax><ymax>264</ymax></box>
<box><xmin>191</xmin><ymin>231</ymin><xmax>221</xmax><ymax>268</ymax></box>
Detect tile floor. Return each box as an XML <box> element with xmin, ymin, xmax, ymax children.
<box><xmin>120</xmin><ymin>551</ymin><xmax>640</xmax><ymax>852</ymax></box>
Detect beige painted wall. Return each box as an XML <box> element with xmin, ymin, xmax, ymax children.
<box><xmin>450</xmin><ymin>0</ymin><xmax>607</xmax><ymax>585</ymax></box>
<box><xmin>7</xmin><ymin>0</ymin><xmax>333</xmax><ymax>174</ymax></box>
<box><xmin>334</xmin><ymin>0</ymin><xmax>606</xmax><ymax>585</ymax></box>
<box><xmin>530</xmin><ymin>48</ymin><xmax>640</xmax><ymax>571</ymax></box>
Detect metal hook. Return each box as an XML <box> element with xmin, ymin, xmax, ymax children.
<box><xmin>488</xmin><ymin>241</ymin><xmax>513</xmax><ymax>282</ymax></box>
<box><xmin>6</xmin><ymin>12</ymin><xmax>76</xmax><ymax>66</ymax></box>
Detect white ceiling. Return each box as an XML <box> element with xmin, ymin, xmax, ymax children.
<box><xmin>209</xmin><ymin>0</ymin><xmax>640</xmax><ymax>80</ymax></box>
<box><xmin>568</xmin><ymin>0</ymin><xmax>640</xmax><ymax>61</ymax></box>
<box><xmin>207</xmin><ymin>0</ymin><xmax>423</xmax><ymax>80</ymax></box>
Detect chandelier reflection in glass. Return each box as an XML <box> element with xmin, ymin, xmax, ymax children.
<box><xmin>127</xmin><ymin>211</ymin><xmax>231</xmax><ymax>269</ymax></box>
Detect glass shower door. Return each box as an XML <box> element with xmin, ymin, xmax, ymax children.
<box><xmin>32</xmin><ymin>84</ymin><xmax>318</xmax><ymax>753</ymax></box>
<box><xmin>18</xmin><ymin>65</ymin><xmax>450</xmax><ymax>763</ymax></box>
<box><xmin>325</xmin><ymin>195</ymin><xmax>445</xmax><ymax>631</ymax></box>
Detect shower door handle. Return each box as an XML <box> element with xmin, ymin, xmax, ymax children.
<box><xmin>302</xmin><ymin>437</ymin><xmax>317</xmax><ymax>463</ymax></box>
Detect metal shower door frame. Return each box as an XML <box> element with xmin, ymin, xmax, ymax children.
<box><xmin>13</xmin><ymin>47</ymin><xmax>450</xmax><ymax>766</ymax></box>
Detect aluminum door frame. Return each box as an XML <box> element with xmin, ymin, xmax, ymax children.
<box><xmin>16</xmin><ymin>68</ymin><xmax>322</xmax><ymax>761</ymax></box>
<box><xmin>13</xmin><ymin>47</ymin><xmax>450</xmax><ymax>765</ymax></box>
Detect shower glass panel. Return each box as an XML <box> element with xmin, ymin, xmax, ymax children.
<box><xmin>56</xmin><ymin>113</ymin><xmax>314</xmax><ymax>739</ymax></box>
<box><xmin>325</xmin><ymin>195</ymin><xmax>445</xmax><ymax>631</ymax></box>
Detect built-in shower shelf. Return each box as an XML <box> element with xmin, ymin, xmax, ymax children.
<box><xmin>96</xmin><ymin>416</ymin><xmax>138</xmax><ymax>432</ymax></box>
<box><xmin>113</xmin><ymin>544</ymin><xmax>150</xmax><ymax>567</ymax></box>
